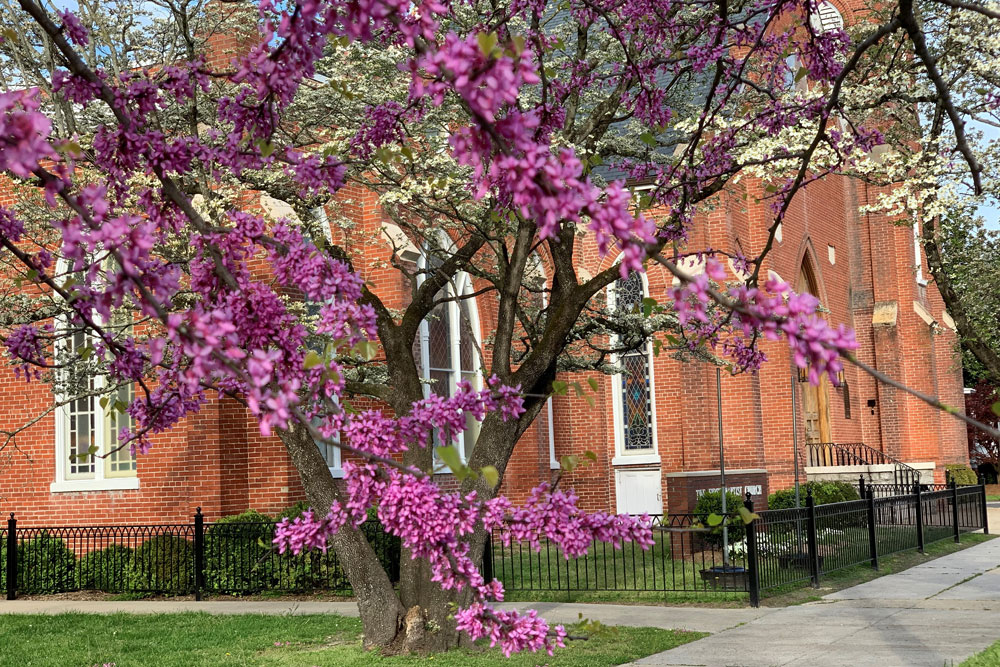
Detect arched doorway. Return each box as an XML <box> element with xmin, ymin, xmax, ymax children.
<box><xmin>797</xmin><ymin>260</ymin><xmax>832</xmax><ymax>447</ymax></box>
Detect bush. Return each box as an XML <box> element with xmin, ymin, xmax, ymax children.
<box><xmin>768</xmin><ymin>481</ymin><xmax>860</xmax><ymax>509</ymax></box>
<box><xmin>946</xmin><ymin>464</ymin><xmax>978</xmax><ymax>486</ymax></box>
<box><xmin>693</xmin><ymin>490</ymin><xmax>747</xmax><ymax>549</ymax></box>
<box><xmin>127</xmin><ymin>534</ymin><xmax>193</xmax><ymax>594</ymax></box>
<box><xmin>78</xmin><ymin>544</ymin><xmax>133</xmax><ymax>592</ymax></box>
<box><xmin>204</xmin><ymin>510</ymin><xmax>276</xmax><ymax>594</ymax></box>
<box><xmin>17</xmin><ymin>532</ymin><xmax>76</xmax><ymax>594</ymax></box>
<box><xmin>276</xmin><ymin>501</ymin><xmax>310</xmax><ymax>523</ymax></box>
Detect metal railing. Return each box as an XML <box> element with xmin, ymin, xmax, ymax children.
<box><xmin>3</xmin><ymin>510</ymin><xmax>400</xmax><ymax>600</ymax></box>
<box><xmin>490</xmin><ymin>513</ymin><xmax>749</xmax><ymax>597</ymax></box>
<box><xmin>749</xmin><ymin>482</ymin><xmax>988</xmax><ymax>604</ymax></box>
<box><xmin>2</xmin><ymin>483</ymin><xmax>989</xmax><ymax>605</ymax></box>
<box><xmin>805</xmin><ymin>442</ymin><xmax>921</xmax><ymax>489</ymax></box>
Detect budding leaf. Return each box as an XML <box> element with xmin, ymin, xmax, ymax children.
<box><xmin>303</xmin><ymin>351</ymin><xmax>324</xmax><ymax>369</ymax></box>
<box><xmin>551</xmin><ymin>380</ymin><xmax>568</xmax><ymax>395</ymax></box>
<box><xmin>642</xmin><ymin>296</ymin><xmax>657</xmax><ymax>317</ymax></box>
<box><xmin>707</xmin><ymin>513</ymin><xmax>724</xmax><ymax>527</ymax></box>
<box><xmin>481</xmin><ymin>465</ymin><xmax>499</xmax><ymax>488</ymax></box>
<box><xmin>437</xmin><ymin>445</ymin><xmax>462</xmax><ymax>474</ymax></box>
<box><xmin>738</xmin><ymin>507</ymin><xmax>759</xmax><ymax>524</ymax></box>
<box><xmin>583</xmin><ymin>450</ymin><xmax>598</xmax><ymax>462</ymax></box>
<box><xmin>477</xmin><ymin>32</ymin><xmax>498</xmax><ymax>56</ymax></box>
<box><xmin>560</xmin><ymin>454</ymin><xmax>579</xmax><ymax>472</ymax></box>
<box><xmin>587</xmin><ymin>377</ymin><xmax>599</xmax><ymax>392</ymax></box>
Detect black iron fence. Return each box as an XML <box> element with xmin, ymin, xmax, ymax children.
<box><xmin>3</xmin><ymin>510</ymin><xmax>400</xmax><ymax>600</ymax></box>
<box><xmin>2</xmin><ymin>482</ymin><xmax>989</xmax><ymax>604</ymax></box>
<box><xmin>749</xmin><ymin>482</ymin><xmax>988</xmax><ymax>605</ymax></box>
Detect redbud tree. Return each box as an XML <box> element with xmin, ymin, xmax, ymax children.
<box><xmin>0</xmin><ymin>0</ymin><xmax>997</xmax><ymax>655</ymax></box>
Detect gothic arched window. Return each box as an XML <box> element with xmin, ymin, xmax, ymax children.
<box><xmin>415</xmin><ymin>252</ymin><xmax>482</xmax><ymax>463</ymax></box>
<box><xmin>610</xmin><ymin>271</ymin><xmax>657</xmax><ymax>459</ymax></box>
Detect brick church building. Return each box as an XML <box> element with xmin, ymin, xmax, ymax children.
<box><xmin>0</xmin><ymin>0</ymin><xmax>971</xmax><ymax>526</ymax></box>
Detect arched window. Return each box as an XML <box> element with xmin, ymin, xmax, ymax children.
<box><xmin>416</xmin><ymin>250</ymin><xmax>483</xmax><ymax>463</ymax></box>
<box><xmin>609</xmin><ymin>271</ymin><xmax>658</xmax><ymax>463</ymax></box>
<box><xmin>810</xmin><ymin>1</ymin><xmax>844</xmax><ymax>33</ymax></box>
<box><xmin>52</xmin><ymin>262</ymin><xmax>139</xmax><ymax>492</ymax></box>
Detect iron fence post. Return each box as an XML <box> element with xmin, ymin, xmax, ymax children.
<box><xmin>866</xmin><ymin>489</ymin><xmax>879</xmax><ymax>570</ymax></box>
<box><xmin>951</xmin><ymin>480</ymin><xmax>961</xmax><ymax>543</ymax></box>
<box><xmin>806</xmin><ymin>489</ymin><xmax>820</xmax><ymax>588</ymax></box>
<box><xmin>6</xmin><ymin>513</ymin><xmax>16</xmax><ymax>601</ymax></box>
<box><xmin>194</xmin><ymin>507</ymin><xmax>204</xmax><ymax>601</ymax></box>
<box><xmin>982</xmin><ymin>484</ymin><xmax>990</xmax><ymax>535</ymax></box>
<box><xmin>482</xmin><ymin>532</ymin><xmax>494</xmax><ymax>583</ymax></box>
<box><xmin>859</xmin><ymin>475</ymin><xmax>866</xmax><ymax>499</ymax></box>
<box><xmin>743</xmin><ymin>492</ymin><xmax>761</xmax><ymax>607</ymax></box>
<box><xmin>914</xmin><ymin>483</ymin><xmax>926</xmax><ymax>554</ymax></box>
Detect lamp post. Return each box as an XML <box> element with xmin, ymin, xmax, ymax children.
<box><xmin>717</xmin><ymin>366</ymin><xmax>729</xmax><ymax>567</ymax></box>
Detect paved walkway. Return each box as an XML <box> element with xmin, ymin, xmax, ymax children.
<box><xmin>635</xmin><ymin>536</ymin><xmax>1000</xmax><ymax>666</ymax></box>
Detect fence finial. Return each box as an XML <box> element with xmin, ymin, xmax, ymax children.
<box><xmin>196</xmin><ymin>507</ymin><xmax>202</xmax><ymax>516</ymax></box>
<box><xmin>8</xmin><ymin>513</ymin><xmax>12</xmax><ymax>520</ymax></box>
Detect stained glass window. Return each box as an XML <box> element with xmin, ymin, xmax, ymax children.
<box><xmin>614</xmin><ymin>272</ymin><xmax>654</xmax><ymax>452</ymax></box>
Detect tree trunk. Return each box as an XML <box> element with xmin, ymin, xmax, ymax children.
<box><xmin>278</xmin><ymin>425</ymin><xmax>409</xmax><ymax>650</ymax></box>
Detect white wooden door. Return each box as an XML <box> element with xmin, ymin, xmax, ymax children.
<box><xmin>615</xmin><ymin>469</ymin><xmax>663</xmax><ymax>515</ymax></box>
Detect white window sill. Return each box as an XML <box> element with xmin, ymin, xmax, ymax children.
<box><xmin>329</xmin><ymin>467</ymin><xmax>345</xmax><ymax>479</ymax></box>
<box><xmin>50</xmin><ymin>477</ymin><xmax>140</xmax><ymax>493</ymax></box>
<box><xmin>612</xmin><ymin>454</ymin><xmax>661</xmax><ymax>466</ymax></box>
<box><xmin>550</xmin><ymin>460</ymin><xmax>561</xmax><ymax>470</ymax></box>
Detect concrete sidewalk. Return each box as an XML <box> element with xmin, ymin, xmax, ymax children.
<box><xmin>0</xmin><ymin>598</ymin><xmax>767</xmax><ymax>636</ymax></box>
<box><xmin>635</xmin><ymin>536</ymin><xmax>1000</xmax><ymax>666</ymax></box>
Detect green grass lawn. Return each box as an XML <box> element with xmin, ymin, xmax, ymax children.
<box><xmin>986</xmin><ymin>494</ymin><xmax>1000</xmax><ymax>502</ymax></box>
<box><xmin>0</xmin><ymin>613</ymin><xmax>706</xmax><ymax>666</ymax></box>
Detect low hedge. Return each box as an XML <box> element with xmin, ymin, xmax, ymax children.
<box><xmin>78</xmin><ymin>544</ymin><xmax>133</xmax><ymax>592</ymax></box>
<box><xmin>16</xmin><ymin>532</ymin><xmax>77</xmax><ymax>594</ymax></box>
<box><xmin>126</xmin><ymin>534</ymin><xmax>194</xmax><ymax>593</ymax></box>
<box><xmin>204</xmin><ymin>509</ymin><xmax>276</xmax><ymax>594</ymax></box>
<box><xmin>768</xmin><ymin>481</ymin><xmax>860</xmax><ymax>509</ymax></box>
<box><xmin>945</xmin><ymin>464</ymin><xmax>978</xmax><ymax>486</ymax></box>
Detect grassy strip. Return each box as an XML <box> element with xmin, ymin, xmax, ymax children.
<box><xmin>0</xmin><ymin>612</ymin><xmax>706</xmax><ymax>666</ymax></box>
<box><xmin>761</xmin><ymin>533</ymin><xmax>995</xmax><ymax>606</ymax></box>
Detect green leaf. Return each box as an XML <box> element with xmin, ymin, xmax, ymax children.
<box><xmin>510</xmin><ymin>35</ymin><xmax>526</xmax><ymax>56</ymax></box>
<box><xmin>583</xmin><ymin>450</ymin><xmax>598</xmax><ymax>462</ymax></box>
<box><xmin>481</xmin><ymin>465</ymin><xmax>499</xmax><ymax>488</ymax></box>
<box><xmin>639</xmin><ymin>132</ymin><xmax>658</xmax><ymax>147</ymax></box>
<box><xmin>303</xmin><ymin>350</ymin><xmax>324</xmax><ymax>369</ymax></box>
<box><xmin>78</xmin><ymin>345</ymin><xmax>93</xmax><ymax>361</ymax></box>
<box><xmin>437</xmin><ymin>445</ymin><xmax>463</xmax><ymax>474</ymax></box>
<box><xmin>764</xmin><ymin>184</ymin><xmax>778</xmax><ymax>193</ymax></box>
<box><xmin>256</xmin><ymin>139</ymin><xmax>276</xmax><ymax>158</ymax></box>
<box><xmin>738</xmin><ymin>507</ymin><xmax>760</xmax><ymax>524</ymax></box>
<box><xmin>560</xmin><ymin>454</ymin><xmax>579</xmax><ymax>472</ymax></box>
<box><xmin>642</xmin><ymin>296</ymin><xmax>657</xmax><ymax>317</ymax></box>
<box><xmin>587</xmin><ymin>377</ymin><xmax>599</xmax><ymax>392</ymax></box>
<box><xmin>355</xmin><ymin>341</ymin><xmax>378</xmax><ymax>360</ymax></box>
<box><xmin>477</xmin><ymin>32</ymin><xmax>498</xmax><ymax>57</ymax></box>
<box><xmin>551</xmin><ymin>380</ymin><xmax>568</xmax><ymax>396</ymax></box>
<box><xmin>795</xmin><ymin>66</ymin><xmax>808</xmax><ymax>82</ymax></box>
<box><xmin>652</xmin><ymin>338</ymin><xmax>663</xmax><ymax>357</ymax></box>
<box><xmin>992</xmin><ymin>401</ymin><xmax>1000</xmax><ymax>418</ymax></box>
<box><xmin>706</xmin><ymin>513</ymin><xmax>724</xmax><ymax>527</ymax></box>
<box><xmin>99</xmin><ymin>396</ymin><xmax>109</xmax><ymax>409</ymax></box>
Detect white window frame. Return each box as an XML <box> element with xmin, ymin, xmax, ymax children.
<box><xmin>52</xmin><ymin>316</ymin><xmax>139</xmax><ymax>493</ymax></box>
<box><xmin>913</xmin><ymin>218</ymin><xmax>928</xmax><ymax>286</ymax></box>
<box><xmin>525</xmin><ymin>252</ymin><xmax>559</xmax><ymax>470</ymax></box>
<box><xmin>810</xmin><ymin>1</ymin><xmax>844</xmax><ymax>33</ymax></box>
<box><xmin>608</xmin><ymin>269</ymin><xmax>661</xmax><ymax>467</ymax></box>
<box><xmin>416</xmin><ymin>245</ymin><xmax>483</xmax><ymax>466</ymax></box>
<box><xmin>310</xmin><ymin>205</ymin><xmax>345</xmax><ymax>478</ymax></box>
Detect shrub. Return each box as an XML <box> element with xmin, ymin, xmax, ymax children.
<box><xmin>946</xmin><ymin>464</ymin><xmax>978</xmax><ymax>486</ymax></box>
<box><xmin>78</xmin><ymin>544</ymin><xmax>133</xmax><ymax>592</ymax></box>
<box><xmin>276</xmin><ymin>501</ymin><xmax>310</xmax><ymax>523</ymax></box>
<box><xmin>693</xmin><ymin>490</ymin><xmax>747</xmax><ymax>549</ymax></box>
<box><xmin>17</xmin><ymin>532</ymin><xmax>76</xmax><ymax>594</ymax></box>
<box><xmin>127</xmin><ymin>534</ymin><xmax>193</xmax><ymax>594</ymax></box>
<box><xmin>204</xmin><ymin>510</ymin><xmax>276</xmax><ymax>594</ymax></box>
<box><xmin>768</xmin><ymin>481</ymin><xmax>860</xmax><ymax>509</ymax></box>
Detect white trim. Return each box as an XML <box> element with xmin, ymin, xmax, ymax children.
<box><xmin>664</xmin><ymin>468</ymin><xmax>768</xmax><ymax>478</ymax></box>
<box><xmin>612</xmin><ymin>453</ymin><xmax>662</xmax><ymax>466</ymax></box>
<box><xmin>547</xmin><ymin>398</ymin><xmax>559</xmax><ymax>469</ymax></box>
<box><xmin>608</xmin><ymin>269</ymin><xmax>660</xmax><ymax>462</ymax></box>
<box><xmin>913</xmin><ymin>218</ymin><xmax>928</xmax><ymax>286</ymax></box>
<box><xmin>50</xmin><ymin>477</ymin><xmax>140</xmax><ymax>493</ymax></box>
<box><xmin>416</xmin><ymin>239</ymin><xmax>483</xmax><ymax>466</ymax></box>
